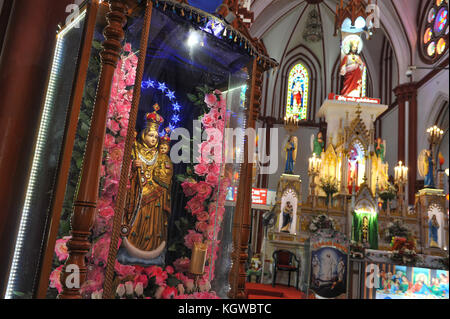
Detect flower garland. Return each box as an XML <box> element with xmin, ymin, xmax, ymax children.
<box><xmin>177</xmin><ymin>88</ymin><xmax>230</xmax><ymax>283</ymax></box>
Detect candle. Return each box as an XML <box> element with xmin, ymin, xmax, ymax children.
<box><xmin>189</xmin><ymin>242</ymin><xmax>208</xmax><ymax>275</ymax></box>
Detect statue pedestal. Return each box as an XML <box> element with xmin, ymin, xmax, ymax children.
<box><xmin>415</xmin><ymin>188</ymin><xmax>448</xmax><ymax>251</ymax></box>
<box><xmin>317</xmin><ymin>97</ymin><xmax>387</xmax><ymax>145</ymax></box>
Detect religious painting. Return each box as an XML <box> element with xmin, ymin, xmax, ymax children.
<box><xmin>375</xmin><ymin>266</ymin><xmax>449</xmax><ymax>299</ymax></box>
<box><xmin>309</xmin><ymin>230</ymin><xmax>349</xmax><ymax>299</ymax></box>
<box><xmin>286</xmin><ymin>63</ymin><xmax>309</xmax><ymax>120</ymax></box>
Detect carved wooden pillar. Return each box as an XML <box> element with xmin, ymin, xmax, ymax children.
<box><xmin>229</xmin><ymin>59</ymin><xmax>263</xmax><ymax>299</ymax></box>
<box><xmin>58</xmin><ymin>0</ymin><xmax>127</xmax><ymax>299</ymax></box>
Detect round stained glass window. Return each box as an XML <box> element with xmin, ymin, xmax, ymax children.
<box><xmin>434</xmin><ymin>8</ymin><xmax>448</xmax><ymax>33</ymax></box>
<box><xmin>437</xmin><ymin>38</ymin><xmax>446</xmax><ymax>54</ymax></box>
<box><xmin>424</xmin><ymin>28</ymin><xmax>433</xmax><ymax>43</ymax></box>
<box><xmin>427</xmin><ymin>42</ymin><xmax>436</xmax><ymax>56</ymax></box>
<box><xmin>428</xmin><ymin>8</ymin><xmax>436</xmax><ymax>23</ymax></box>
<box><xmin>421</xmin><ymin>0</ymin><xmax>448</xmax><ymax>62</ymax></box>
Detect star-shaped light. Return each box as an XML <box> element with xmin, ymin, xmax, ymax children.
<box><xmin>166</xmin><ymin>90</ymin><xmax>176</xmax><ymax>100</ymax></box>
<box><xmin>169</xmin><ymin>123</ymin><xmax>176</xmax><ymax>131</ymax></box>
<box><xmin>172</xmin><ymin>102</ymin><xmax>181</xmax><ymax>112</ymax></box>
<box><xmin>171</xmin><ymin>115</ymin><xmax>180</xmax><ymax>123</ymax></box>
<box><xmin>157</xmin><ymin>82</ymin><xmax>167</xmax><ymax>92</ymax></box>
<box><xmin>147</xmin><ymin>80</ymin><xmax>155</xmax><ymax>88</ymax></box>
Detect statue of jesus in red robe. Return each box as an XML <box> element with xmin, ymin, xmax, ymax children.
<box><xmin>340</xmin><ymin>39</ymin><xmax>365</xmax><ymax>97</ymax></box>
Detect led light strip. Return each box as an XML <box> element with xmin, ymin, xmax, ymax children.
<box><xmin>5</xmin><ymin>10</ymin><xmax>86</xmax><ymax>299</ymax></box>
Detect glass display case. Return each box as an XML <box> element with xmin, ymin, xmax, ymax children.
<box><xmin>8</xmin><ymin>0</ymin><xmax>276</xmax><ymax>299</ymax></box>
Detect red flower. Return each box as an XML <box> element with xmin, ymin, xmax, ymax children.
<box><xmin>162</xmin><ymin>286</ymin><xmax>178</xmax><ymax>299</ymax></box>
<box><xmin>145</xmin><ymin>266</ymin><xmax>168</xmax><ymax>286</ymax></box>
<box><xmin>181</xmin><ymin>181</ymin><xmax>198</xmax><ymax>197</ymax></box>
<box><xmin>134</xmin><ymin>274</ymin><xmax>149</xmax><ymax>288</ymax></box>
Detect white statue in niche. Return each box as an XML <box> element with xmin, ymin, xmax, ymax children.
<box><xmin>279</xmin><ymin>189</ymin><xmax>298</xmax><ymax>234</ymax></box>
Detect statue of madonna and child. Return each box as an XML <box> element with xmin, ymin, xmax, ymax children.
<box><xmin>117</xmin><ymin>104</ymin><xmax>173</xmax><ymax>266</ymax></box>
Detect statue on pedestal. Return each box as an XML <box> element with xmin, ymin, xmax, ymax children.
<box><xmin>284</xmin><ymin>136</ymin><xmax>298</xmax><ymax>174</ymax></box>
<box><xmin>375</xmin><ymin>137</ymin><xmax>386</xmax><ymax>163</ymax></box>
<box><xmin>419</xmin><ymin>149</ymin><xmax>435</xmax><ymax>188</ymax></box>
<box><xmin>311</xmin><ymin>132</ymin><xmax>324</xmax><ymax>157</ymax></box>
<box><xmin>340</xmin><ymin>35</ymin><xmax>366</xmax><ymax>97</ymax></box>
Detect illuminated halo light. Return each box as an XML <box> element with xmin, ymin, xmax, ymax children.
<box><xmin>5</xmin><ymin>10</ymin><xmax>87</xmax><ymax>299</ymax></box>
<box><xmin>286</xmin><ymin>64</ymin><xmax>309</xmax><ymax>121</ymax></box>
<box><xmin>436</xmin><ymin>0</ymin><xmax>443</xmax><ymax>6</ymax></box>
<box><xmin>141</xmin><ymin>79</ymin><xmax>182</xmax><ymax>131</ymax></box>
<box><xmin>341</xmin><ymin>34</ymin><xmax>363</xmax><ymax>55</ymax></box>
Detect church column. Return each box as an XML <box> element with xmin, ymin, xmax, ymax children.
<box><xmin>394</xmin><ymin>87</ymin><xmax>406</xmax><ymax>163</ymax></box>
<box><xmin>394</xmin><ymin>83</ymin><xmax>418</xmax><ymax>205</ymax></box>
<box><xmin>58</xmin><ymin>0</ymin><xmax>128</xmax><ymax>299</ymax></box>
<box><xmin>0</xmin><ymin>0</ymin><xmax>75</xmax><ymax>296</ymax></box>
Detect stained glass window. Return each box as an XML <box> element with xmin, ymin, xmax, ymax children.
<box><xmin>286</xmin><ymin>63</ymin><xmax>309</xmax><ymax>120</ymax></box>
<box><xmin>421</xmin><ymin>0</ymin><xmax>448</xmax><ymax>62</ymax></box>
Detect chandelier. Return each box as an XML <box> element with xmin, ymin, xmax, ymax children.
<box><xmin>303</xmin><ymin>8</ymin><xmax>323</xmax><ymax>42</ymax></box>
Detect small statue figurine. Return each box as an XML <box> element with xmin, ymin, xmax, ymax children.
<box><xmin>280</xmin><ymin>201</ymin><xmax>294</xmax><ymax>233</ymax></box>
<box><xmin>375</xmin><ymin>137</ymin><xmax>386</xmax><ymax>162</ymax></box>
<box><xmin>284</xmin><ymin>136</ymin><xmax>298</xmax><ymax>174</ymax></box>
<box><xmin>424</xmin><ymin>149</ymin><xmax>435</xmax><ymax>188</ymax></box>
<box><xmin>429</xmin><ymin>215</ymin><xmax>440</xmax><ymax>248</ymax></box>
<box><xmin>311</xmin><ymin>131</ymin><xmax>324</xmax><ymax>157</ymax></box>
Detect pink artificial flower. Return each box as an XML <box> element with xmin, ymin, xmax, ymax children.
<box><xmin>194</xmin><ymin>163</ymin><xmax>209</xmax><ymax>176</ymax></box>
<box><xmin>194</xmin><ymin>181</ymin><xmax>212</xmax><ymax>199</ymax></box>
<box><xmin>54</xmin><ymin>236</ymin><xmax>70</xmax><ymax>261</ymax></box>
<box><xmin>204</xmin><ymin>93</ymin><xmax>217</xmax><ymax>107</ymax></box>
<box><xmin>123</xmin><ymin>43</ymin><xmax>132</xmax><ymax>53</ymax></box>
<box><xmin>145</xmin><ymin>266</ymin><xmax>168</xmax><ymax>286</ymax></box>
<box><xmin>173</xmin><ymin>258</ymin><xmax>190</xmax><ymax>273</ymax></box>
<box><xmin>205</xmin><ymin>128</ymin><xmax>223</xmax><ymax>144</ymax></box>
<box><xmin>165</xmin><ymin>265</ymin><xmax>174</xmax><ymax>275</ymax></box>
<box><xmin>162</xmin><ymin>286</ymin><xmax>178</xmax><ymax>299</ymax></box>
<box><xmin>92</xmin><ymin>236</ymin><xmax>110</xmax><ymax>267</ymax></box>
<box><xmin>49</xmin><ymin>265</ymin><xmax>63</xmax><ymax>293</ymax></box>
<box><xmin>185</xmin><ymin>197</ymin><xmax>204</xmax><ymax>215</ymax></box>
<box><xmin>181</xmin><ymin>181</ymin><xmax>198</xmax><ymax>197</ymax></box>
<box><xmin>214</xmin><ymin>89</ymin><xmax>222</xmax><ymax>96</ymax></box>
<box><xmin>107</xmin><ymin>119</ymin><xmax>120</xmax><ymax>133</ymax></box>
<box><xmin>195</xmin><ymin>221</ymin><xmax>208</xmax><ymax>233</ymax></box>
<box><xmin>98</xmin><ymin>206</ymin><xmax>115</xmax><ymax>218</ymax></box>
<box><xmin>196</xmin><ymin>211</ymin><xmax>209</xmax><ymax>222</ymax></box>
<box><xmin>205</xmin><ymin>173</ymin><xmax>219</xmax><ymax>186</ymax></box>
<box><xmin>134</xmin><ymin>274</ymin><xmax>149</xmax><ymax>289</ymax></box>
<box><xmin>184</xmin><ymin>230</ymin><xmax>203</xmax><ymax>249</ymax></box>
<box><xmin>118</xmin><ymin>116</ymin><xmax>129</xmax><ymax>130</ymax></box>
<box><xmin>208</xmin><ymin>163</ymin><xmax>221</xmax><ymax>176</ymax></box>
<box><xmin>104</xmin><ymin>134</ymin><xmax>116</xmax><ymax>149</ymax></box>
<box><xmin>120</xmin><ymin>128</ymin><xmax>128</xmax><ymax>138</ymax></box>
<box><xmin>115</xmin><ymin>261</ymin><xmax>136</xmax><ymax>278</ymax></box>
<box><xmin>201</xmin><ymin>112</ymin><xmax>217</xmax><ymax>128</ymax></box>
<box><xmin>174</xmin><ymin>272</ymin><xmax>188</xmax><ymax>284</ymax></box>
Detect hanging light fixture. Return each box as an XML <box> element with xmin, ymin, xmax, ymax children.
<box><xmin>303</xmin><ymin>8</ymin><xmax>323</xmax><ymax>42</ymax></box>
